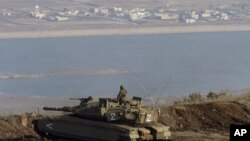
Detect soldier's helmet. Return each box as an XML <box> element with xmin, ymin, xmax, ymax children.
<box><xmin>88</xmin><ymin>96</ymin><xmax>93</xmax><ymax>100</ymax></box>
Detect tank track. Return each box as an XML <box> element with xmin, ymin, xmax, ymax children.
<box><xmin>33</xmin><ymin>116</ymin><xmax>171</xmax><ymax>141</ymax></box>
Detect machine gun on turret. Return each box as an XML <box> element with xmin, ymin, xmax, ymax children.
<box><xmin>70</xmin><ymin>96</ymin><xmax>94</xmax><ymax>105</ymax></box>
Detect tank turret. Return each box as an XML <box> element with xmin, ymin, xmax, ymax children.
<box><xmin>43</xmin><ymin>95</ymin><xmax>159</xmax><ymax>125</ymax></box>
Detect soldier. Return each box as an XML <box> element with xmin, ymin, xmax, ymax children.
<box><xmin>117</xmin><ymin>85</ymin><xmax>127</xmax><ymax>104</ymax></box>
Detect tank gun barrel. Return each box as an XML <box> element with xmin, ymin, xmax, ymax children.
<box><xmin>70</xmin><ymin>98</ymin><xmax>85</xmax><ymax>100</ymax></box>
<box><xmin>43</xmin><ymin>106</ymin><xmax>71</xmax><ymax>112</ymax></box>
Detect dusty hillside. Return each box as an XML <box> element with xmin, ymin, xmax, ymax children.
<box><xmin>0</xmin><ymin>100</ymin><xmax>249</xmax><ymax>141</ymax></box>
<box><xmin>159</xmin><ymin>100</ymin><xmax>250</xmax><ymax>141</ymax></box>
<box><xmin>160</xmin><ymin>100</ymin><xmax>250</xmax><ymax>131</ymax></box>
<box><xmin>0</xmin><ymin>115</ymin><xmax>40</xmax><ymax>141</ymax></box>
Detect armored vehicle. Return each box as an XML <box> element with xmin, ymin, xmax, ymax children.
<box><xmin>34</xmin><ymin>86</ymin><xmax>171</xmax><ymax>141</ymax></box>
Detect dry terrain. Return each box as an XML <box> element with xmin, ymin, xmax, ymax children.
<box><xmin>160</xmin><ymin>100</ymin><xmax>250</xmax><ymax>141</ymax></box>
<box><xmin>0</xmin><ymin>99</ymin><xmax>249</xmax><ymax>141</ymax></box>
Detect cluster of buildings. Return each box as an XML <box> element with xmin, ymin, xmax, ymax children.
<box><xmin>30</xmin><ymin>5</ymin><xmax>79</xmax><ymax>21</ymax></box>
<box><xmin>2</xmin><ymin>4</ymin><xmax>250</xmax><ymax>24</ymax></box>
<box><xmin>44</xmin><ymin>6</ymin><xmax>178</xmax><ymax>22</ymax></box>
<box><xmin>180</xmin><ymin>10</ymin><xmax>229</xmax><ymax>24</ymax></box>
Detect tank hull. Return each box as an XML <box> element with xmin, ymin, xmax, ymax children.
<box><xmin>34</xmin><ymin>115</ymin><xmax>171</xmax><ymax>141</ymax></box>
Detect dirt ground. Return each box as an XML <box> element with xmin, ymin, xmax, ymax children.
<box><xmin>160</xmin><ymin>100</ymin><xmax>250</xmax><ymax>141</ymax></box>
<box><xmin>0</xmin><ymin>115</ymin><xmax>39</xmax><ymax>141</ymax></box>
<box><xmin>0</xmin><ymin>100</ymin><xmax>249</xmax><ymax>141</ymax></box>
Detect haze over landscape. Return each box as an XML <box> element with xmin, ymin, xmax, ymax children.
<box><xmin>0</xmin><ymin>0</ymin><xmax>250</xmax><ymax>114</ymax></box>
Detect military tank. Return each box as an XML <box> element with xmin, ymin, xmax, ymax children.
<box><xmin>34</xmin><ymin>86</ymin><xmax>171</xmax><ymax>141</ymax></box>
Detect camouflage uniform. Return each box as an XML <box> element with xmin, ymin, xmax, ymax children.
<box><xmin>117</xmin><ymin>85</ymin><xmax>127</xmax><ymax>104</ymax></box>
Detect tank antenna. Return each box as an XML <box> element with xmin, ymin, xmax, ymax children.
<box><xmin>155</xmin><ymin>75</ymin><xmax>172</xmax><ymax>105</ymax></box>
<box><xmin>133</xmin><ymin>74</ymin><xmax>147</xmax><ymax>94</ymax></box>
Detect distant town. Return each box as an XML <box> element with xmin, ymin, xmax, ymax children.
<box><xmin>1</xmin><ymin>3</ymin><xmax>250</xmax><ymax>24</ymax></box>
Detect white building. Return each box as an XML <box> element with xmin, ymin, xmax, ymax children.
<box><xmin>191</xmin><ymin>11</ymin><xmax>199</xmax><ymax>20</ymax></box>
<box><xmin>131</xmin><ymin>8</ymin><xmax>145</xmax><ymax>12</ymax></box>
<box><xmin>93</xmin><ymin>8</ymin><xmax>100</xmax><ymax>13</ymax></box>
<box><xmin>99</xmin><ymin>8</ymin><xmax>109</xmax><ymax>15</ymax></box>
<box><xmin>221</xmin><ymin>13</ymin><xmax>229</xmax><ymax>20</ymax></box>
<box><xmin>31</xmin><ymin>5</ymin><xmax>46</xmax><ymax>19</ymax></box>
<box><xmin>93</xmin><ymin>7</ymin><xmax>109</xmax><ymax>15</ymax></box>
<box><xmin>113</xmin><ymin>7</ymin><xmax>122</xmax><ymax>12</ymax></box>
<box><xmin>201</xmin><ymin>10</ymin><xmax>212</xmax><ymax>18</ymax></box>
<box><xmin>83</xmin><ymin>12</ymin><xmax>92</xmax><ymax>16</ymax></box>
<box><xmin>65</xmin><ymin>10</ymin><xmax>79</xmax><ymax>16</ymax></box>
<box><xmin>130</xmin><ymin>12</ymin><xmax>140</xmax><ymax>20</ymax></box>
<box><xmin>35</xmin><ymin>5</ymin><xmax>40</xmax><ymax>15</ymax></box>
<box><xmin>3</xmin><ymin>12</ymin><xmax>11</xmax><ymax>16</ymax></box>
<box><xmin>129</xmin><ymin>9</ymin><xmax>149</xmax><ymax>21</ymax></box>
<box><xmin>55</xmin><ymin>16</ymin><xmax>69</xmax><ymax>21</ymax></box>
<box><xmin>185</xmin><ymin>18</ymin><xmax>196</xmax><ymax>23</ymax></box>
<box><xmin>154</xmin><ymin>13</ymin><xmax>179</xmax><ymax>20</ymax></box>
<box><xmin>115</xmin><ymin>12</ymin><xmax>125</xmax><ymax>17</ymax></box>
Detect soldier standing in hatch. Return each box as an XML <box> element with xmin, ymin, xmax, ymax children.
<box><xmin>117</xmin><ymin>85</ymin><xmax>127</xmax><ymax>104</ymax></box>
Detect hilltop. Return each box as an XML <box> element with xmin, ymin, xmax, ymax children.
<box><xmin>0</xmin><ymin>95</ymin><xmax>250</xmax><ymax>140</ymax></box>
